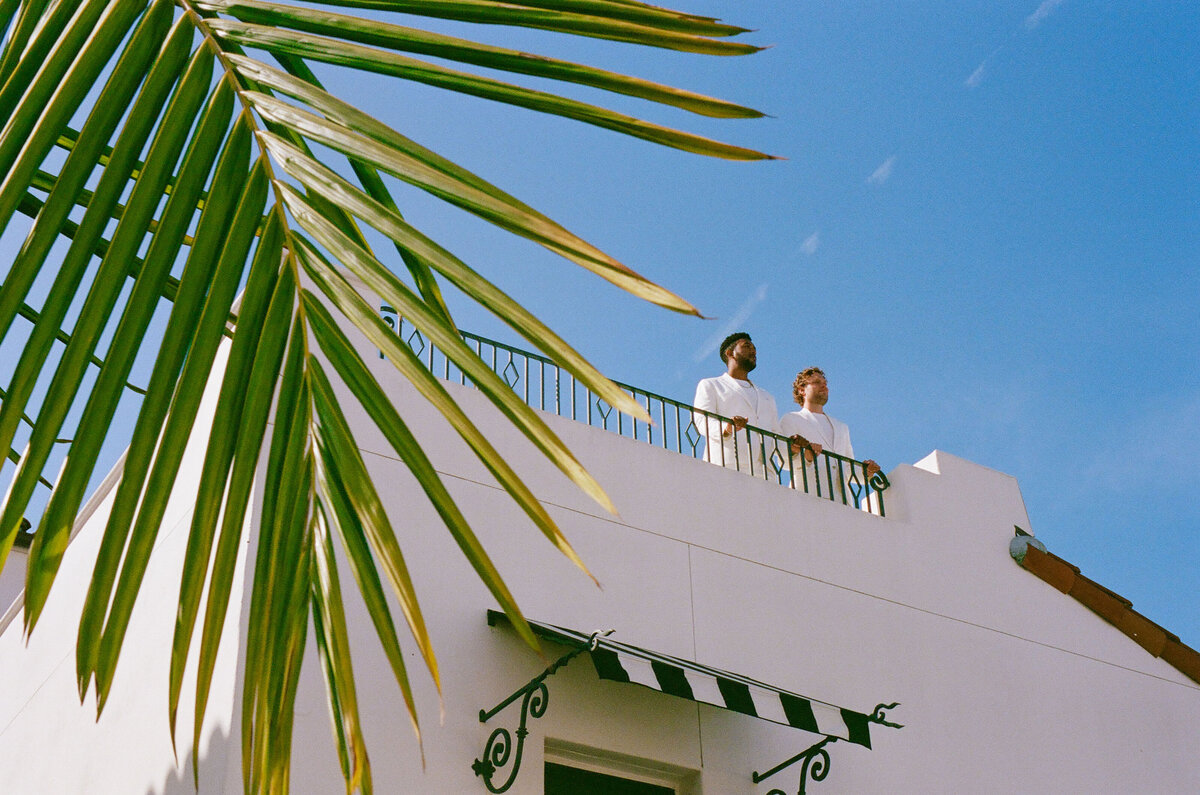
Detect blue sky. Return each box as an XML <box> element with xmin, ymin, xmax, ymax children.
<box><xmin>2</xmin><ymin>2</ymin><xmax>1196</xmax><ymax>649</ymax></box>
<box><xmin>344</xmin><ymin>1</ymin><xmax>1197</xmax><ymax>645</ymax></box>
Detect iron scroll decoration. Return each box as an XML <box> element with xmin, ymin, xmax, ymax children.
<box><xmin>753</xmin><ymin>736</ymin><xmax>836</xmax><ymax>795</ymax></box>
<box><xmin>471</xmin><ymin>683</ymin><xmax>549</xmax><ymax>794</ymax></box>
<box><xmin>472</xmin><ymin>630</ymin><xmax>612</xmax><ymax>793</ymax></box>
<box><xmin>752</xmin><ymin>703</ymin><xmax>903</xmax><ymax>794</ymax></box>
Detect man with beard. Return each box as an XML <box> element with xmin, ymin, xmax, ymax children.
<box><xmin>693</xmin><ymin>333</ymin><xmax>805</xmax><ymax>472</ymax></box>
<box><xmin>781</xmin><ymin>366</ymin><xmax>881</xmax><ymax>507</ymax></box>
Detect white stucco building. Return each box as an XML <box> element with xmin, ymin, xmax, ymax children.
<box><xmin>1</xmin><ymin>304</ymin><xmax>1197</xmax><ymax>794</ymax></box>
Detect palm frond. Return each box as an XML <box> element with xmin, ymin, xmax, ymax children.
<box><xmin>0</xmin><ymin>0</ymin><xmax>770</xmax><ymax>789</ymax></box>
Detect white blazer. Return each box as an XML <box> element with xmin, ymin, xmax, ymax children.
<box><xmin>692</xmin><ymin>374</ymin><xmax>781</xmax><ymax>469</ymax></box>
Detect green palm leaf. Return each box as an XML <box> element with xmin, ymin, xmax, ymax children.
<box><xmin>0</xmin><ymin>0</ymin><xmax>771</xmax><ymax>790</ymax></box>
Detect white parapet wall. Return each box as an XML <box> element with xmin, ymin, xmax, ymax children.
<box><xmin>0</xmin><ymin>319</ymin><xmax>1196</xmax><ymax>793</ymax></box>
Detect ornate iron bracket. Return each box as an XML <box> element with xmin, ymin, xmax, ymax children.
<box><xmin>472</xmin><ymin>629</ymin><xmax>612</xmax><ymax>793</ymax></box>
<box><xmin>752</xmin><ymin>736</ymin><xmax>837</xmax><ymax>795</ymax></box>
<box><xmin>751</xmin><ymin>703</ymin><xmax>903</xmax><ymax>794</ymax></box>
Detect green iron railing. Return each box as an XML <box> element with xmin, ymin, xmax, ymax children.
<box><xmin>381</xmin><ymin>308</ymin><xmax>889</xmax><ymax>515</ymax></box>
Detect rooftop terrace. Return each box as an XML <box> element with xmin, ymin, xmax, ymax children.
<box><xmin>381</xmin><ymin>307</ymin><xmax>891</xmax><ymax>516</ymax></box>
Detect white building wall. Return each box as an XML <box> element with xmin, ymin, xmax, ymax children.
<box><xmin>0</xmin><ymin>319</ymin><xmax>1196</xmax><ymax>794</ymax></box>
<box><xmin>276</xmin><ymin>337</ymin><xmax>1198</xmax><ymax>794</ymax></box>
<box><xmin>0</xmin><ymin>346</ymin><xmax>248</xmax><ymax>795</ymax></box>
<box><xmin>0</xmin><ymin>547</ymin><xmax>25</xmax><ymax>612</ymax></box>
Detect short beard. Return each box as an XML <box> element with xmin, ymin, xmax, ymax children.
<box><xmin>735</xmin><ymin>354</ymin><xmax>756</xmax><ymax>373</ymax></box>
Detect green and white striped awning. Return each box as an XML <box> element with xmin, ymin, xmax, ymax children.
<box><xmin>487</xmin><ymin>610</ymin><xmax>877</xmax><ymax>748</ymax></box>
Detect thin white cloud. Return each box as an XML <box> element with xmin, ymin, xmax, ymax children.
<box><xmin>967</xmin><ymin>2</ymin><xmax>1061</xmax><ymax>87</ymax></box>
<box><xmin>867</xmin><ymin>156</ymin><xmax>896</xmax><ymax>185</ymax></box>
<box><xmin>800</xmin><ymin>231</ymin><xmax>820</xmax><ymax>256</ymax></box>
<box><xmin>691</xmin><ymin>283</ymin><xmax>769</xmax><ymax>364</ymax></box>
<box><xmin>966</xmin><ymin>46</ymin><xmax>1004</xmax><ymax>88</ymax></box>
<box><xmin>1025</xmin><ymin>0</ymin><xmax>1066</xmax><ymax>29</ymax></box>
<box><xmin>965</xmin><ymin>62</ymin><xmax>987</xmax><ymax>88</ymax></box>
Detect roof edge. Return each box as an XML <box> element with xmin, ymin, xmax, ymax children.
<box><xmin>1010</xmin><ymin>534</ymin><xmax>1200</xmax><ymax>686</ymax></box>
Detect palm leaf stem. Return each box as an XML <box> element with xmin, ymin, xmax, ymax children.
<box><xmin>307</xmin><ymin>356</ymin><xmax>439</xmax><ymax>683</ymax></box>
<box><xmin>184</xmin><ymin>0</ymin><xmax>379</xmax><ymax>260</ymax></box>
<box><xmin>304</xmin><ymin>290</ymin><xmax>539</xmax><ymax>654</ymax></box>
<box><xmin>310</xmin><ymin>504</ymin><xmax>371</xmax><ymax>793</ymax></box>
<box><xmin>291</xmin><ymin>239</ymin><xmax>595</xmax><ymax>577</ymax></box>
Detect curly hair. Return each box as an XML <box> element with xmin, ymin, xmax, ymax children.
<box><xmin>792</xmin><ymin>367</ymin><xmax>826</xmax><ymax>404</ymax></box>
<box><xmin>718</xmin><ymin>332</ymin><xmax>751</xmax><ymax>363</ymax></box>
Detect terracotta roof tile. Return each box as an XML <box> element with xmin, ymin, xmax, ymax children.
<box><xmin>1067</xmin><ymin>577</ymin><xmax>1129</xmax><ymax>626</ymax></box>
<box><xmin>1012</xmin><ymin>535</ymin><xmax>1200</xmax><ymax>687</ymax></box>
<box><xmin>1161</xmin><ymin>639</ymin><xmax>1200</xmax><ymax>683</ymax></box>
<box><xmin>1019</xmin><ymin>544</ymin><xmax>1076</xmax><ymax>593</ymax></box>
<box><xmin>1116</xmin><ymin>610</ymin><xmax>1168</xmax><ymax>657</ymax></box>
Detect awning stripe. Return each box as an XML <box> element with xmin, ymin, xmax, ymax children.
<box><xmin>843</xmin><ymin>710</ymin><xmax>873</xmax><ymax>749</ymax></box>
<box><xmin>750</xmin><ymin>685</ymin><xmax>789</xmax><ymax>725</ymax></box>
<box><xmin>487</xmin><ymin>611</ymin><xmax>876</xmax><ymax>748</ymax></box>
<box><xmin>652</xmin><ymin>661</ymin><xmax>694</xmax><ymax>700</ymax></box>
<box><xmin>780</xmin><ymin>693</ymin><xmax>819</xmax><ymax>733</ymax></box>
<box><xmin>812</xmin><ymin>702</ymin><xmax>850</xmax><ymax>739</ymax></box>
<box><xmin>590</xmin><ymin>647</ymin><xmax>628</xmax><ymax>683</ymax></box>
<box><xmin>716</xmin><ymin>677</ymin><xmax>756</xmax><ymax>717</ymax></box>
<box><xmin>621</xmin><ymin>655</ymin><xmax>661</xmax><ymax>692</ymax></box>
<box><xmin>684</xmin><ymin>670</ymin><xmax>725</xmax><ymax>706</ymax></box>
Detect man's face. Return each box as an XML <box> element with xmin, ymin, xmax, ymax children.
<box><xmin>727</xmin><ymin>338</ymin><xmax>757</xmax><ymax>372</ymax></box>
<box><xmin>802</xmin><ymin>373</ymin><xmax>829</xmax><ymax>406</ymax></box>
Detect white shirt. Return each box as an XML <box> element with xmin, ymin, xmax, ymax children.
<box><xmin>779</xmin><ymin>408</ymin><xmax>854</xmax><ymax>460</ymax></box>
<box><xmin>781</xmin><ymin>408</ymin><xmax>878</xmax><ymax>509</ymax></box>
<box><xmin>693</xmin><ymin>374</ymin><xmax>781</xmax><ymax>471</ymax></box>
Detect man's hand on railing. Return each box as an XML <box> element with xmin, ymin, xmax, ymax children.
<box><xmin>722</xmin><ymin>416</ymin><xmax>749</xmax><ymax>438</ymax></box>
<box><xmin>864</xmin><ymin>459</ymin><xmax>881</xmax><ymax>479</ymax></box>
<box><xmin>789</xmin><ymin>434</ymin><xmax>821</xmax><ymax>461</ymax></box>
